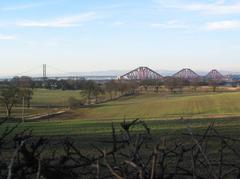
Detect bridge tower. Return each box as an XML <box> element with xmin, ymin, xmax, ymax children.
<box><xmin>42</xmin><ymin>64</ymin><xmax>47</xmax><ymax>86</ymax></box>
<box><xmin>120</xmin><ymin>67</ymin><xmax>163</xmax><ymax>80</ymax></box>
<box><xmin>205</xmin><ymin>69</ymin><xmax>224</xmax><ymax>81</ymax></box>
<box><xmin>173</xmin><ymin>68</ymin><xmax>199</xmax><ymax>80</ymax></box>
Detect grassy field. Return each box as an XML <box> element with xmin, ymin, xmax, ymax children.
<box><xmin>2</xmin><ymin>88</ymin><xmax>240</xmax><ymax>136</ymax></box>
<box><xmin>2</xmin><ymin>88</ymin><xmax>240</xmax><ymax>120</ymax></box>
<box><xmin>1</xmin><ymin>117</ymin><xmax>240</xmax><ymax>142</ymax></box>
<box><xmin>0</xmin><ymin>89</ymin><xmax>82</xmax><ymax>118</ymax></box>
<box><xmin>2</xmin><ymin>88</ymin><xmax>240</xmax><ymax>151</ymax></box>
<box><xmin>66</xmin><ymin>92</ymin><xmax>240</xmax><ymax>120</ymax></box>
<box><xmin>2</xmin><ymin>89</ymin><xmax>240</xmax><ymax>177</ymax></box>
<box><xmin>31</xmin><ymin>88</ymin><xmax>83</xmax><ymax>106</ymax></box>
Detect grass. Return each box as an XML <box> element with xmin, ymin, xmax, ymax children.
<box><xmin>2</xmin><ymin>117</ymin><xmax>240</xmax><ymax>137</ymax></box>
<box><xmin>31</xmin><ymin>88</ymin><xmax>83</xmax><ymax>106</ymax></box>
<box><xmin>2</xmin><ymin>88</ymin><xmax>240</xmax><ymax>164</ymax></box>
<box><xmin>70</xmin><ymin>92</ymin><xmax>240</xmax><ymax>120</ymax></box>
<box><xmin>3</xmin><ymin>88</ymin><xmax>240</xmax><ymax>126</ymax></box>
<box><xmin>0</xmin><ymin>88</ymin><xmax>83</xmax><ymax>117</ymax></box>
<box><xmin>2</xmin><ymin>88</ymin><xmax>240</xmax><ymax>152</ymax></box>
<box><xmin>1</xmin><ymin>86</ymin><xmax>240</xmax><ymax>121</ymax></box>
<box><xmin>3</xmin><ymin>88</ymin><xmax>240</xmax><ymax>120</ymax></box>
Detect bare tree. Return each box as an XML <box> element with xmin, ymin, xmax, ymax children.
<box><xmin>209</xmin><ymin>80</ymin><xmax>218</xmax><ymax>92</ymax></box>
<box><xmin>93</xmin><ymin>85</ymin><xmax>105</xmax><ymax>103</ymax></box>
<box><xmin>19</xmin><ymin>88</ymin><xmax>33</xmax><ymax>108</ymax></box>
<box><xmin>191</xmin><ymin>79</ymin><xmax>201</xmax><ymax>92</ymax></box>
<box><xmin>0</xmin><ymin>86</ymin><xmax>20</xmax><ymax>119</ymax></box>
<box><xmin>164</xmin><ymin>77</ymin><xmax>189</xmax><ymax>93</ymax></box>
<box><xmin>104</xmin><ymin>80</ymin><xmax>117</xmax><ymax>100</ymax></box>
<box><xmin>81</xmin><ymin>80</ymin><xmax>98</xmax><ymax>104</ymax></box>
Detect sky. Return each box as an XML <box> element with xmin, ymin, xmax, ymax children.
<box><xmin>0</xmin><ymin>0</ymin><xmax>240</xmax><ymax>76</ymax></box>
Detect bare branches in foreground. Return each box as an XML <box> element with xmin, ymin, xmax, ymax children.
<box><xmin>1</xmin><ymin>119</ymin><xmax>240</xmax><ymax>178</ymax></box>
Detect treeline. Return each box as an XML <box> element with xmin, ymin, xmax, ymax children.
<box><xmin>0</xmin><ymin>76</ymin><xmax>230</xmax><ymax>92</ymax></box>
<box><xmin>0</xmin><ymin>76</ymin><xmax>234</xmax><ymax>116</ymax></box>
<box><xmin>0</xmin><ymin>76</ymin><xmax>86</xmax><ymax>90</ymax></box>
<box><xmin>70</xmin><ymin>80</ymin><xmax>139</xmax><ymax>108</ymax></box>
<box><xmin>139</xmin><ymin>78</ymin><xmax>226</xmax><ymax>93</ymax></box>
<box><xmin>0</xmin><ymin>77</ymin><xmax>140</xmax><ymax>117</ymax></box>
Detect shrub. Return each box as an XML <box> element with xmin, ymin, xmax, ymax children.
<box><xmin>67</xmin><ymin>97</ymin><xmax>84</xmax><ymax>109</ymax></box>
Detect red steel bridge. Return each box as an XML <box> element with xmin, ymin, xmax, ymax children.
<box><xmin>120</xmin><ymin>67</ymin><xmax>227</xmax><ymax>81</ymax></box>
<box><xmin>120</xmin><ymin>66</ymin><xmax>163</xmax><ymax>80</ymax></box>
<box><xmin>173</xmin><ymin>68</ymin><xmax>200</xmax><ymax>80</ymax></box>
<box><xmin>206</xmin><ymin>69</ymin><xmax>225</xmax><ymax>81</ymax></box>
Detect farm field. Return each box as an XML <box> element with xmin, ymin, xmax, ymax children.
<box><xmin>2</xmin><ymin>88</ymin><xmax>240</xmax><ymax>120</ymax></box>
<box><xmin>1</xmin><ymin>89</ymin><xmax>240</xmax><ymax>138</ymax></box>
<box><xmin>31</xmin><ymin>88</ymin><xmax>83</xmax><ymax>106</ymax></box>
<box><xmin>66</xmin><ymin>91</ymin><xmax>240</xmax><ymax>120</ymax></box>
<box><xmin>0</xmin><ymin>88</ymin><xmax>82</xmax><ymax>118</ymax></box>
<box><xmin>2</xmin><ymin>88</ymin><xmax>240</xmax><ymax>165</ymax></box>
<box><xmin>1</xmin><ymin>116</ymin><xmax>240</xmax><ymax>137</ymax></box>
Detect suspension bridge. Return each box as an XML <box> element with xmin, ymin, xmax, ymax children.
<box><xmin>3</xmin><ymin>64</ymin><xmax>117</xmax><ymax>81</ymax></box>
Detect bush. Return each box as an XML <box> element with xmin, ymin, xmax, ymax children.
<box><xmin>67</xmin><ymin>97</ymin><xmax>84</xmax><ymax>109</ymax></box>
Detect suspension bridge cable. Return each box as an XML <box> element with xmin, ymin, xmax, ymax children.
<box><xmin>12</xmin><ymin>65</ymin><xmax>43</xmax><ymax>77</ymax></box>
<box><xmin>47</xmin><ymin>65</ymin><xmax>72</xmax><ymax>75</ymax></box>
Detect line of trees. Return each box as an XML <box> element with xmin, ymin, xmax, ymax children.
<box><xmin>0</xmin><ymin>75</ymin><xmax>229</xmax><ymax>93</ymax></box>
<box><xmin>163</xmin><ymin>78</ymin><xmax>225</xmax><ymax>93</ymax></box>
<box><xmin>0</xmin><ymin>76</ymin><xmax>229</xmax><ymax>115</ymax></box>
<box><xmin>68</xmin><ymin>80</ymin><xmax>139</xmax><ymax>108</ymax></box>
<box><xmin>117</xmin><ymin>78</ymin><xmax>224</xmax><ymax>94</ymax></box>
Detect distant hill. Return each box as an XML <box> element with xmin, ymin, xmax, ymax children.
<box><xmin>1</xmin><ymin>69</ymin><xmax>240</xmax><ymax>79</ymax></box>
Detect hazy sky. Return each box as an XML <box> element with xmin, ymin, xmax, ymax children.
<box><xmin>0</xmin><ymin>0</ymin><xmax>240</xmax><ymax>76</ymax></box>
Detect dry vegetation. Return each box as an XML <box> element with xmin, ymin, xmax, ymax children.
<box><xmin>1</xmin><ymin>119</ymin><xmax>240</xmax><ymax>178</ymax></box>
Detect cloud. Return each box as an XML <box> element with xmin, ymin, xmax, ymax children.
<box><xmin>16</xmin><ymin>12</ymin><xmax>97</xmax><ymax>28</ymax></box>
<box><xmin>151</xmin><ymin>20</ymin><xmax>187</xmax><ymax>29</ymax></box>
<box><xmin>0</xmin><ymin>34</ymin><xmax>16</xmax><ymax>40</ymax></box>
<box><xmin>206</xmin><ymin>20</ymin><xmax>240</xmax><ymax>30</ymax></box>
<box><xmin>2</xmin><ymin>3</ymin><xmax>42</xmax><ymax>11</ymax></box>
<box><xmin>156</xmin><ymin>0</ymin><xmax>240</xmax><ymax>14</ymax></box>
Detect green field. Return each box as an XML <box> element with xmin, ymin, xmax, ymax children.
<box><xmin>8</xmin><ymin>117</ymin><xmax>240</xmax><ymax>135</ymax></box>
<box><xmin>2</xmin><ymin>89</ymin><xmax>240</xmax><ymax>134</ymax></box>
<box><xmin>0</xmin><ymin>89</ymin><xmax>83</xmax><ymax>118</ymax></box>
<box><xmin>31</xmin><ymin>88</ymin><xmax>83</xmax><ymax>106</ymax></box>
<box><xmin>3</xmin><ymin>89</ymin><xmax>240</xmax><ymax>120</ymax></box>
<box><xmin>67</xmin><ymin>92</ymin><xmax>240</xmax><ymax>120</ymax></box>
<box><xmin>2</xmin><ymin>89</ymin><xmax>240</xmax><ymax>151</ymax></box>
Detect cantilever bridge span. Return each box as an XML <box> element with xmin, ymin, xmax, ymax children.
<box><xmin>120</xmin><ymin>67</ymin><xmax>163</xmax><ymax>80</ymax></box>
<box><xmin>206</xmin><ymin>69</ymin><xmax>225</xmax><ymax>81</ymax></box>
<box><xmin>173</xmin><ymin>68</ymin><xmax>200</xmax><ymax>80</ymax></box>
<box><xmin>121</xmin><ymin>67</ymin><xmax>229</xmax><ymax>81</ymax></box>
